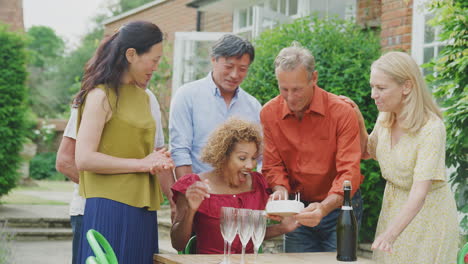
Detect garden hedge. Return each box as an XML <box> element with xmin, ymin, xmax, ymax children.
<box><xmin>0</xmin><ymin>25</ymin><xmax>28</xmax><ymax>197</ymax></box>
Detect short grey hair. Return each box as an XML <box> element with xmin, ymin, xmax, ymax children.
<box><xmin>211</xmin><ymin>34</ymin><xmax>255</xmax><ymax>64</ymax></box>
<box><xmin>274</xmin><ymin>42</ymin><xmax>315</xmax><ymax>79</ymax></box>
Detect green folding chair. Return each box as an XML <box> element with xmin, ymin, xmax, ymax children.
<box><xmin>86</xmin><ymin>229</ymin><xmax>118</xmax><ymax>264</ymax></box>
<box><xmin>178</xmin><ymin>235</ymin><xmax>197</xmax><ymax>254</ymax></box>
<box><xmin>458</xmin><ymin>242</ymin><xmax>468</xmax><ymax>264</ymax></box>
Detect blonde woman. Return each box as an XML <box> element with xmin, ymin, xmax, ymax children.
<box><xmin>341</xmin><ymin>51</ymin><xmax>458</xmax><ymax>263</ymax></box>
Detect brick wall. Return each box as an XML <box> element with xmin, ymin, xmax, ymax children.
<box><xmin>0</xmin><ymin>0</ymin><xmax>24</xmax><ymax>31</ymax></box>
<box><xmin>200</xmin><ymin>11</ymin><xmax>232</xmax><ymax>32</ymax></box>
<box><xmin>380</xmin><ymin>0</ymin><xmax>413</xmax><ymax>52</ymax></box>
<box><xmin>104</xmin><ymin>0</ymin><xmax>197</xmax><ymax>44</ymax></box>
<box><xmin>357</xmin><ymin>0</ymin><xmax>382</xmax><ymax>28</ymax></box>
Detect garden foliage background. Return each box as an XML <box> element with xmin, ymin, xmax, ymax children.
<box><xmin>243</xmin><ymin>16</ymin><xmax>383</xmax><ymax>242</ymax></box>
<box><xmin>428</xmin><ymin>0</ymin><xmax>467</xmax><ymax>235</ymax></box>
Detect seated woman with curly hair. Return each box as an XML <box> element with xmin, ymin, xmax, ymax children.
<box><xmin>170</xmin><ymin>118</ymin><xmax>298</xmax><ymax>254</ymax></box>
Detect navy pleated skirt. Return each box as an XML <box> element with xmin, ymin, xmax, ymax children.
<box><xmin>77</xmin><ymin>198</ymin><xmax>158</xmax><ymax>264</ymax></box>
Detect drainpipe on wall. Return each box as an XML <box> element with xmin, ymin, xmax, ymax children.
<box><xmin>196</xmin><ymin>11</ymin><xmax>202</xmax><ymax>31</ymax></box>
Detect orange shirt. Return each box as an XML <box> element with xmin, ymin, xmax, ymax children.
<box><xmin>260</xmin><ymin>86</ymin><xmax>362</xmax><ymax>202</ymax></box>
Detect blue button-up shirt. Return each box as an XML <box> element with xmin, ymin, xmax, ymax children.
<box><xmin>169</xmin><ymin>73</ymin><xmax>262</xmax><ymax>174</ymax></box>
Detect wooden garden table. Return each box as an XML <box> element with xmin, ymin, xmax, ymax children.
<box><xmin>154</xmin><ymin>252</ymin><xmax>375</xmax><ymax>264</ymax></box>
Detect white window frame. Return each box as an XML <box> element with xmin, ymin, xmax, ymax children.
<box><xmin>172</xmin><ymin>32</ymin><xmax>228</xmax><ymax>95</ymax></box>
<box><xmin>233</xmin><ymin>0</ymin><xmax>302</xmax><ymax>39</ymax></box>
<box><xmin>233</xmin><ymin>0</ymin><xmax>357</xmax><ymax>39</ymax></box>
<box><xmin>233</xmin><ymin>6</ymin><xmax>254</xmax><ymax>38</ymax></box>
<box><xmin>411</xmin><ymin>0</ymin><xmax>446</xmax><ymax>67</ymax></box>
<box><xmin>252</xmin><ymin>6</ymin><xmax>293</xmax><ymax>38</ymax></box>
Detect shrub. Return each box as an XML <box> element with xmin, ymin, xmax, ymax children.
<box><xmin>243</xmin><ymin>16</ymin><xmax>383</xmax><ymax>242</ymax></box>
<box><xmin>30</xmin><ymin>152</ymin><xmax>65</xmax><ymax>181</ymax></box>
<box><xmin>427</xmin><ymin>0</ymin><xmax>467</xmax><ymax>235</ymax></box>
<box><xmin>0</xmin><ymin>221</ymin><xmax>13</xmax><ymax>264</ymax></box>
<box><xmin>0</xmin><ymin>24</ymin><xmax>28</xmax><ymax>197</ymax></box>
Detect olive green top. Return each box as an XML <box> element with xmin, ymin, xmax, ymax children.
<box><xmin>77</xmin><ymin>84</ymin><xmax>163</xmax><ymax>211</ymax></box>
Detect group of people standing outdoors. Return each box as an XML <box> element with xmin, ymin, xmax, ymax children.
<box><xmin>56</xmin><ymin>20</ymin><xmax>459</xmax><ymax>264</ymax></box>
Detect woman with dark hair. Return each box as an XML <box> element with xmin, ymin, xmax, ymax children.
<box><xmin>74</xmin><ymin>21</ymin><xmax>174</xmax><ymax>263</ymax></box>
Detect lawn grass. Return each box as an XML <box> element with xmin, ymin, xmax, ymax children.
<box><xmin>0</xmin><ymin>180</ymin><xmax>72</xmax><ymax>205</ymax></box>
<box><xmin>0</xmin><ymin>193</ymin><xmax>67</xmax><ymax>205</ymax></box>
<box><xmin>16</xmin><ymin>180</ymin><xmax>73</xmax><ymax>192</ymax></box>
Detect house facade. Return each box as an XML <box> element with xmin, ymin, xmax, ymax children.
<box><xmin>102</xmin><ymin>0</ymin><xmax>443</xmax><ymax>128</ymax></box>
<box><xmin>103</xmin><ymin>0</ymin><xmax>232</xmax><ymax>49</ymax></box>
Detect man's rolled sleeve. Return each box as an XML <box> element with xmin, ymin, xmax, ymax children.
<box><xmin>260</xmin><ymin>109</ymin><xmax>291</xmax><ymax>192</ymax></box>
<box><xmin>152</xmin><ymin>96</ymin><xmax>165</xmax><ymax>149</ymax></box>
<box><xmin>328</xmin><ymin>106</ymin><xmax>362</xmax><ymax>198</ymax></box>
<box><xmin>169</xmin><ymin>88</ymin><xmax>194</xmax><ymax>168</ymax></box>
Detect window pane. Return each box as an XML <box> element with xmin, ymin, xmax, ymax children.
<box><xmin>248</xmin><ymin>6</ymin><xmax>253</xmax><ymax>26</ymax></box>
<box><xmin>423</xmin><ymin>46</ymin><xmax>434</xmax><ymax>75</ymax></box>
<box><xmin>436</xmin><ymin>45</ymin><xmax>446</xmax><ymax>57</ymax></box>
<box><xmin>309</xmin><ymin>0</ymin><xmax>329</xmax><ymax>18</ymax></box>
<box><xmin>239</xmin><ymin>9</ymin><xmax>247</xmax><ymax>28</ymax></box>
<box><xmin>270</xmin><ymin>0</ymin><xmax>278</xmax><ymax>12</ymax></box>
<box><xmin>307</xmin><ymin>0</ymin><xmax>354</xmax><ymax>19</ymax></box>
<box><xmin>424</xmin><ymin>25</ymin><xmax>435</xmax><ymax>43</ymax></box>
<box><xmin>424</xmin><ymin>14</ymin><xmax>435</xmax><ymax>43</ymax></box>
<box><xmin>423</xmin><ymin>47</ymin><xmax>434</xmax><ymax>64</ymax></box>
<box><xmin>289</xmin><ymin>0</ymin><xmax>298</xmax><ymax>15</ymax></box>
<box><xmin>192</xmin><ymin>41</ymin><xmax>214</xmax><ymax>80</ymax></box>
<box><xmin>280</xmin><ymin>0</ymin><xmax>287</xmax><ymax>14</ymax></box>
<box><xmin>328</xmin><ymin>0</ymin><xmax>348</xmax><ymax>18</ymax></box>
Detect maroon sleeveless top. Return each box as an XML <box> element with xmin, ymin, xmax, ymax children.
<box><xmin>171</xmin><ymin>172</ymin><xmax>270</xmax><ymax>254</ymax></box>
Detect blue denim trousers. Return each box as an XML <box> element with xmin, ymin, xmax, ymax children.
<box><xmin>284</xmin><ymin>189</ymin><xmax>363</xmax><ymax>252</ymax></box>
<box><xmin>71</xmin><ymin>215</ymin><xmax>83</xmax><ymax>264</ymax></box>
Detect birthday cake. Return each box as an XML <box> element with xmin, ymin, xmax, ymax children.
<box><xmin>265</xmin><ymin>200</ymin><xmax>305</xmax><ymax>217</ymax></box>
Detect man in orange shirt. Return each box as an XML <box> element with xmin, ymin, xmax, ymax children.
<box><xmin>261</xmin><ymin>44</ymin><xmax>363</xmax><ymax>252</ymax></box>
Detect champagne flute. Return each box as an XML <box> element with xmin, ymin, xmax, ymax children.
<box><xmin>220</xmin><ymin>207</ymin><xmax>237</xmax><ymax>264</ymax></box>
<box><xmin>251</xmin><ymin>210</ymin><xmax>267</xmax><ymax>263</ymax></box>
<box><xmin>237</xmin><ymin>208</ymin><xmax>253</xmax><ymax>264</ymax></box>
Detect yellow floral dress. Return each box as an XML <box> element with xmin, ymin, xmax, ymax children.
<box><xmin>369</xmin><ymin>116</ymin><xmax>459</xmax><ymax>264</ymax></box>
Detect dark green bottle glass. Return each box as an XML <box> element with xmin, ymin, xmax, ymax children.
<box><xmin>336</xmin><ymin>180</ymin><xmax>357</xmax><ymax>261</ymax></box>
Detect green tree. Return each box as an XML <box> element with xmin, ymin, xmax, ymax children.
<box><xmin>48</xmin><ymin>0</ymin><xmax>154</xmax><ymax>115</ymax></box>
<box><xmin>427</xmin><ymin>0</ymin><xmax>467</xmax><ymax>234</ymax></box>
<box><xmin>26</xmin><ymin>26</ymin><xmax>65</xmax><ymax>68</ymax></box>
<box><xmin>0</xmin><ymin>24</ymin><xmax>28</xmax><ymax>197</ymax></box>
<box><xmin>53</xmin><ymin>27</ymin><xmax>104</xmax><ymax>112</ymax></box>
<box><xmin>243</xmin><ymin>16</ymin><xmax>383</xmax><ymax>242</ymax></box>
<box><xmin>25</xmin><ymin>26</ymin><xmax>65</xmax><ymax>117</ymax></box>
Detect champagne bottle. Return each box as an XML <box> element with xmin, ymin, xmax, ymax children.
<box><xmin>336</xmin><ymin>180</ymin><xmax>357</xmax><ymax>261</ymax></box>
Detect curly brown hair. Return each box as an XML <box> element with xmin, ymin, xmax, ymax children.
<box><xmin>201</xmin><ymin>118</ymin><xmax>262</xmax><ymax>174</ymax></box>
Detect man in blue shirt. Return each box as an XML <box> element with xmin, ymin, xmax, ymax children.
<box><xmin>169</xmin><ymin>34</ymin><xmax>261</xmax><ymax>179</ymax></box>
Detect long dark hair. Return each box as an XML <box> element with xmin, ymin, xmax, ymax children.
<box><xmin>73</xmin><ymin>21</ymin><xmax>163</xmax><ymax>107</ymax></box>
